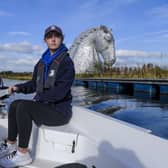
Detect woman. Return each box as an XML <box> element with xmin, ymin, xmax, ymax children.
<box><xmin>0</xmin><ymin>25</ymin><xmax>75</xmax><ymax>168</ymax></box>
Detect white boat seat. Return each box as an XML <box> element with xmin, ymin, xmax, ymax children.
<box><xmin>39</xmin><ymin>124</ymin><xmax>79</xmax><ymax>154</ymax></box>
<box><xmin>40</xmin><ymin>123</ymin><xmax>81</xmax><ymax>135</ymax></box>
<box><xmin>30</xmin><ymin>120</ymin><xmax>85</xmax><ymax>163</ymax></box>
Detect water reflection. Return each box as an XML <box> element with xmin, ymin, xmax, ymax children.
<box><xmin>72</xmin><ymin>86</ymin><xmax>168</xmax><ymax>140</ymax></box>
<box><xmin>1</xmin><ymin>79</ymin><xmax>168</xmax><ymax>140</ymax></box>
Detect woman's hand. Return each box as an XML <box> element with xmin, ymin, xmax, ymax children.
<box><xmin>8</xmin><ymin>86</ymin><xmax>18</xmax><ymax>95</ymax></box>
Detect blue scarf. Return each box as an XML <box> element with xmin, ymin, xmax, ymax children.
<box><xmin>41</xmin><ymin>43</ymin><xmax>68</xmax><ymax>81</ymax></box>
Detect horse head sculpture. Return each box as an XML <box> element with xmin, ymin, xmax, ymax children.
<box><xmin>69</xmin><ymin>25</ymin><xmax>116</xmax><ymax>74</ymax></box>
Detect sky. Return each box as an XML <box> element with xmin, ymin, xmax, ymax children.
<box><xmin>0</xmin><ymin>0</ymin><xmax>168</xmax><ymax>71</ymax></box>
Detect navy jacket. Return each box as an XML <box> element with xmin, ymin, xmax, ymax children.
<box><xmin>15</xmin><ymin>54</ymin><xmax>75</xmax><ymax>115</ymax></box>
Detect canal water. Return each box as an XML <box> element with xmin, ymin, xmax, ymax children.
<box><xmin>1</xmin><ymin>79</ymin><xmax>168</xmax><ymax>140</ymax></box>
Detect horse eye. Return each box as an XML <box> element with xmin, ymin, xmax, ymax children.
<box><xmin>103</xmin><ymin>29</ymin><xmax>108</xmax><ymax>33</ymax></box>
<box><xmin>100</xmin><ymin>25</ymin><xmax>109</xmax><ymax>33</ymax></box>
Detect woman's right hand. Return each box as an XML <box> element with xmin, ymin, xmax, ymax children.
<box><xmin>8</xmin><ymin>86</ymin><xmax>18</xmax><ymax>95</ymax></box>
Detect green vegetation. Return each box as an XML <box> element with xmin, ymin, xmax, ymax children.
<box><xmin>0</xmin><ymin>71</ymin><xmax>32</xmax><ymax>80</ymax></box>
<box><xmin>76</xmin><ymin>63</ymin><xmax>168</xmax><ymax>79</ymax></box>
<box><xmin>0</xmin><ymin>63</ymin><xmax>168</xmax><ymax>80</ymax></box>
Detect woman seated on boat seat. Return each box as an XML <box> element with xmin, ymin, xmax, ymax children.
<box><xmin>0</xmin><ymin>25</ymin><xmax>75</xmax><ymax>168</ymax></box>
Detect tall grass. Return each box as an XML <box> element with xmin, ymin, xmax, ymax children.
<box><xmin>76</xmin><ymin>63</ymin><xmax>168</xmax><ymax>79</ymax></box>
<box><xmin>1</xmin><ymin>63</ymin><xmax>168</xmax><ymax>80</ymax></box>
<box><xmin>0</xmin><ymin>71</ymin><xmax>32</xmax><ymax>80</ymax></box>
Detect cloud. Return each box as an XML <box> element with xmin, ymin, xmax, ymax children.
<box><xmin>114</xmin><ymin>49</ymin><xmax>168</xmax><ymax>67</ymax></box>
<box><xmin>80</xmin><ymin>0</ymin><xmax>138</xmax><ymax>9</ymax></box>
<box><xmin>0</xmin><ymin>48</ymin><xmax>167</xmax><ymax>71</ymax></box>
<box><xmin>116</xmin><ymin>49</ymin><xmax>162</xmax><ymax>57</ymax></box>
<box><xmin>68</xmin><ymin>0</ymin><xmax>139</xmax><ymax>26</ymax></box>
<box><xmin>0</xmin><ymin>10</ymin><xmax>12</xmax><ymax>16</ymax></box>
<box><xmin>117</xmin><ymin>29</ymin><xmax>168</xmax><ymax>44</ymax></box>
<box><xmin>147</xmin><ymin>4</ymin><xmax>168</xmax><ymax>18</ymax></box>
<box><xmin>15</xmin><ymin>57</ymin><xmax>38</xmax><ymax>66</ymax></box>
<box><xmin>0</xmin><ymin>56</ymin><xmax>38</xmax><ymax>72</ymax></box>
<box><xmin>0</xmin><ymin>41</ymin><xmax>43</xmax><ymax>54</ymax></box>
<box><xmin>145</xmin><ymin>30</ymin><xmax>168</xmax><ymax>36</ymax></box>
<box><xmin>8</xmin><ymin>32</ymin><xmax>31</xmax><ymax>36</ymax></box>
<box><xmin>0</xmin><ymin>41</ymin><xmax>44</xmax><ymax>72</ymax></box>
<box><xmin>0</xmin><ymin>53</ymin><xmax>39</xmax><ymax>72</ymax></box>
<box><xmin>79</xmin><ymin>0</ymin><xmax>99</xmax><ymax>10</ymax></box>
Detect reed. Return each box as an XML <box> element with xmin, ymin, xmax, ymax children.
<box><xmin>0</xmin><ymin>71</ymin><xmax>32</xmax><ymax>80</ymax></box>
<box><xmin>76</xmin><ymin>63</ymin><xmax>168</xmax><ymax>79</ymax></box>
<box><xmin>1</xmin><ymin>63</ymin><xmax>168</xmax><ymax>80</ymax></box>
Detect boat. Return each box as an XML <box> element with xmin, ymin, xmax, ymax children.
<box><xmin>0</xmin><ymin>78</ymin><xmax>9</xmax><ymax>100</ymax></box>
<box><xmin>0</xmin><ymin>105</ymin><xmax>167</xmax><ymax>168</ymax></box>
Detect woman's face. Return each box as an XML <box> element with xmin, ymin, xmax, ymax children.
<box><xmin>44</xmin><ymin>31</ymin><xmax>62</xmax><ymax>50</ymax></box>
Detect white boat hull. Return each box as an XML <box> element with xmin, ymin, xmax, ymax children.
<box><xmin>0</xmin><ymin>106</ymin><xmax>168</xmax><ymax>168</ymax></box>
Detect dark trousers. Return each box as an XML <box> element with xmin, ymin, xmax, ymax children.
<box><xmin>8</xmin><ymin>99</ymin><xmax>72</xmax><ymax>148</ymax></box>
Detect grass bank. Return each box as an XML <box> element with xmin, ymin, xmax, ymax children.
<box><xmin>1</xmin><ymin>64</ymin><xmax>168</xmax><ymax>80</ymax></box>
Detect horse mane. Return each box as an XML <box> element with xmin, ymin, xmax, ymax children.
<box><xmin>69</xmin><ymin>26</ymin><xmax>103</xmax><ymax>52</ymax></box>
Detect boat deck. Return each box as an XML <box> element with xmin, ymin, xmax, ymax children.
<box><xmin>24</xmin><ymin>158</ymin><xmax>61</xmax><ymax>168</ymax></box>
<box><xmin>1</xmin><ymin>106</ymin><xmax>168</xmax><ymax>168</ymax></box>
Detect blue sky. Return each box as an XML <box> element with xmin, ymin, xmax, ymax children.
<box><xmin>0</xmin><ymin>0</ymin><xmax>168</xmax><ymax>71</ymax></box>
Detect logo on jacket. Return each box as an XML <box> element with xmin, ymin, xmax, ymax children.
<box><xmin>49</xmin><ymin>70</ymin><xmax>55</xmax><ymax>77</ymax></box>
<box><xmin>37</xmin><ymin>76</ymin><xmax>40</xmax><ymax>81</ymax></box>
